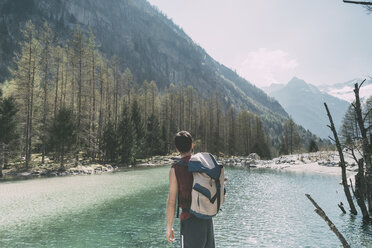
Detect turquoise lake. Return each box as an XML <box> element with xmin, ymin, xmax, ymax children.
<box><xmin>0</xmin><ymin>166</ymin><xmax>371</xmax><ymax>247</ymax></box>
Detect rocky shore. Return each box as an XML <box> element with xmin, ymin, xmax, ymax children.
<box><xmin>1</xmin><ymin>154</ymin><xmax>178</xmax><ymax>180</ymax></box>
<box><xmin>220</xmin><ymin>151</ymin><xmax>359</xmax><ymax>178</ymax></box>
<box><xmin>3</xmin><ymin>163</ymin><xmax>117</xmax><ymax>179</ymax></box>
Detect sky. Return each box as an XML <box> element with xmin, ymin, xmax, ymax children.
<box><xmin>147</xmin><ymin>0</ymin><xmax>372</xmax><ymax>88</ymax></box>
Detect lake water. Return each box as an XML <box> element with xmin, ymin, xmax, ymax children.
<box><xmin>0</xmin><ymin>166</ymin><xmax>371</xmax><ymax>247</ymax></box>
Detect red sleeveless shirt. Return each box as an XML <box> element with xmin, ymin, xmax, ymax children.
<box><xmin>171</xmin><ymin>155</ymin><xmax>193</xmax><ymax>221</ymax></box>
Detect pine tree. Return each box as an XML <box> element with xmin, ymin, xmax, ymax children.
<box><xmin>146</xmin><ymin>113</ymin><xmax>162</xmax><ymax>157</ymax></box>
<box><xmin>160</xmin><ymin>124</ymin><xmax>168</xmax><ymax>155</ymax></box>
<box><xmin>0</xmin><ymin>92</ymin><xmax>19</xmax><ymax>177</ymax></box>
<box><xmin>227</xmin><ymin>106</ymin><xmax>236</xmax><ymax>156</ymax></box>
<box><xmin>70</xmin><ymin>25</ymin><xmax>86</xmax><ymax>165</ymax></box>
<box><xmin>40</xmin><ymin>21</ymin><xmax>54</xmax><ymax>164</ymax></box>
<box><xmin>131</xmin><ymin>97</ymin><xmax>145</xmax><ymax>158</ymax></box>
<box><xmin>118</xmin><ymin>102</ymin><xmax>134</xmax><ymax>165</ymax></box>
<box><xmin>308</xmin><ymin>139</ymin><xmax>319</xmax><ymax>152</ymax></box>
<box><xmin>102</xmin><ymin>120</ymin><xmax>118</xmax><ymax>163</ymax></box>
<box><xmin>12</xmin><ymin>20</ymin><xmax>41</xmax><ymax>168</ymax></box>
<box><xmin>49</xmin><ymin>107</ymin><xmax>76</xmax><ymax>170</ymax></box>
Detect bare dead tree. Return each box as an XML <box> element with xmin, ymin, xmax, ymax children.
<box><xmin>306</xmin><ymin>194</ymin><xmax>351</xmax><ymax>248</ymax></box>
<box><xmin>324</xmin><ymin>102</ymin><xmax>358</xmax><ymax>215</ymax></box>
<box><xmin>352</xmin><ymin>81</ymin><xmax>372</xmax><ymax>214</ymax></box>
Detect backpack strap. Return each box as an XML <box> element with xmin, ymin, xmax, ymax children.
<box><xmin>216</xmin><ymin>178</ymin><xmax>221</xmax><ymax>213</ymax></box>
<box><xmin>176</xmin><ymin>190</ymin><xmax>180</xmax><ymax>218</ymax></box>
<box><xmin>174</xmin><ymin>159</ymin><xmax>188</xmax><ymax>219</ymax></box>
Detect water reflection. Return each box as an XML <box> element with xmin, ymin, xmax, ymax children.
<box><xmin>0</xmin><ymin>166</ymin><xmax>370</xmax><ymax>247</ymax></box>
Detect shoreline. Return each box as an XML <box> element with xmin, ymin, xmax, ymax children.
<box><xmin>0</xmin><ymin>155</ymin><xmax>177</xmax><ymax>181</ymax></box>
<box><xmin>0</xmin><ymin>151</ymin><xmax>359</xmax><ymax>181</ymax></box>
<box><xmin>220</xmin><ymin>151</ymin><xmax>359</xmax><ymax>179</ymax></box>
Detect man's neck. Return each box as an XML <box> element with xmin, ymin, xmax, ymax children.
<box><xmin>180</xmin><ymin>152</ymin><xmax>192</xmax><ymax>158</ymax></box>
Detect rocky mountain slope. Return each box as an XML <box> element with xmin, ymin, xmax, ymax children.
<box><xmin>264</xmin><ymin>77</ymin><xmax>350</xmax><ymax>139</ymax></box>
<box><xmin>0</xmin><ymin>0</ymin><xmax>286</xmax><ymax>115</ymax></box>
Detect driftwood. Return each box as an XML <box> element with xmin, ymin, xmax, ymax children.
<box><xmin>324</xmin><ymin>102</ymin><xmax>358</xmax><ymax>215</ymax></box>
<box><xmin>338</xmin><ymin>202</ymin><xmax>347</xmax><ymax>214</ymax></box>
<box><xmin>306</xmin><ymin>194</ymin><xmax>351</xmax><ymax>248</ymax></box>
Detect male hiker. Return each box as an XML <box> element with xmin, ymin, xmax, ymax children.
<box><xmin>166</xmin><ymin>131</ymin><xmax>224</xmax><ymax>248</ymax></box>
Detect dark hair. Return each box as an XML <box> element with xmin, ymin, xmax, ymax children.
<box><xmin>174</xmin><ymin>131</ymin><xmax>193</xmax><ymax>153</ymax></box>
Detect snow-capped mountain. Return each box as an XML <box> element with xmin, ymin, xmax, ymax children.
<box><xmin>318</xmin><ymin>79</ymin><xmax>372</xmax><ymax>103</ymax></box>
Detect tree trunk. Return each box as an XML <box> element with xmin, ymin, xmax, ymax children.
<box><xmin>324</xmin><ymin>102</ymin><xmax>358</xmax><ymax>215</ymax></box>
<box><xmin>91</xmin><ymin>55</ymin><xmax>96</xmax><ymax>161</ymax></box>
<box><xmin>27</xmin><ymin>55</ymin><xmax>36</xmax><ymax>169</ymax></box>
<box><xmin>54</xmin><ymin>59</ymin><xmax>59</xmax><ymax>119</ymax></box>
<box><xmin>353</xmin><ymin>82</ymin><xmax>372</xmax><ymax>214</ymax></box>
<box><xmin>60</xmin><ymin>141</ymin><xmax>65</xmax><ymax>171</ymax></box>
<box><xmin>42</xmin><ymin>53</ymin><xmax>49</xmax><ymax>164</ymax></box>
<box><xmin>0</xmin><ymin>143</ymin><xmax>4</xmax><ymax>177</ymax></box>
<box><xmin>354</xmin><ymin>159</ymin><xmax>370</xmax><ymax>220</ymax></box>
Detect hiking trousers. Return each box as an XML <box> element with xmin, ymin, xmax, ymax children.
<box><xmin>180</xmin><ymin>215</ymin><xmax>215</xmax><ymax>248</ymax></box>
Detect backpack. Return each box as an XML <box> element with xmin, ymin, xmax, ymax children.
<box><xmin>176</xmin><ymin>152</ymin><xmax>225</xmax><ymax>219</ymax></box>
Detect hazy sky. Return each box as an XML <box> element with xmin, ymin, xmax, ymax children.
<box><xmin>147</xmin><ymin>0</ymin><xmax>372</xmax><ymax>88</ymax></box>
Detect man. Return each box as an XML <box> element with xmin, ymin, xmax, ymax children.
<box><xmin>166</xmin><ymin>131</ymin><xmax>215</xmax><ymax>248</ymax></box>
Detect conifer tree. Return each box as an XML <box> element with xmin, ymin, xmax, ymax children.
<box><xmin>308</xmin><ymin>139</ymin><xmax>319</xmax><ymax>152</ymax></box>
<box><xmin>131</xmin><ymin>97</ymin><xmax>145</xmax><ymax>158</ymax></box>
<box><xmin>40</xmin><ymin>21</ymin><xmax>54</xmax><ymax>164</ymax></box>
<box><xmin>146</xmin><ymin>113</ymin><xmax>162</xmax><ymax>157</ymax></box>
<box><xmin>227</xmin><ymin>106</ymin><xmax>236</xmax><ymax>156</ymax></box>
<box><xmin>118</xmin><ymin>102</ymin><xmax>134</xmax><ymax>164</ymax></box>
<box><xmin>49</xmin><ymin>107</ymin><xmax>76</xmax><ymax>170</ymax></box>
<box><xmin>0</xmin><ymin>92</ymin><xmax>19</xmax><ymax>177</ymax></box>
<box><xmin>70</xmin><ymin>25</ymin><xmax>86</xmax><ymax>164</ymax></box>
<box><xmin>102</xmin><ymin>120</ymin><xmax>118</xmax><ymax>163</ymax></box>
<box><xmin>12</xmin><ymin>20</ymin><xmax>41</xmax><ymax>168</ymax></box>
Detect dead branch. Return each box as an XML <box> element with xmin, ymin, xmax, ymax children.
<box><xmin>305</xmin><ymin>194</ymin><xmax>351</xmax><ymax>248</ymax></box>
<box><xmin>328</xmin><ymin>136</ymin><xmax>336</xmax><ymax>143</ymax></box>
<box><xmin>338</xmin><ymin>201</ymin><xmax>347</xmax><ymax>214</ymax></box>
<box><xmin>359</xmin><ymin>79</ymin><xmax>366</xmax><ymax>90</ymax></box>
<box><xmin>362</xmin><ymin>108</ymin><xmax>372</xmax><ymax>122</ymax></box>
<box><xmin>343</xmin><ymin>144</ymin><xmax>360</xmax><ymax>164</ymax></box>
<box><xmin>343</xmin><ymin>0</ymin><xmax>372</xmax><ymax>5</ymax></box>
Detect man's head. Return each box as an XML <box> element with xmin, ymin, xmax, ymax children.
<box><xmin>174</xmin><ymin>131</ymin><xmax>193</xmax><ymax>154</ymax></box>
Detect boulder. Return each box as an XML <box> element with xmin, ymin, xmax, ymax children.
<box><xmin>248</xmin><ymin>153</ymin><xmax>260</xmax><ymax>161</ymax></box>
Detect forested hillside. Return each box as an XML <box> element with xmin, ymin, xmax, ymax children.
<box><xmin>0</xmin><ymin>0</ymin><xmax>327</xmax><ymax>169</ymax></box>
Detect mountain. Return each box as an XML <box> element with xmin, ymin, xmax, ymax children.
<box><xmin>0</xmin><ymin>0</ymin><xmax>329</xmax><ymax>153</ymax></box>
<box><xmin>262</xmin><ymin>83</ymin><xmax>285</xmax><ymax>95</ymax></box>
<box><xmin>0</xmin><ymin>0</ymin><xmax>291</xmax><ymax>131</ymax></box>
<box><xmin>318</xmin><ymin>79</ymin><xmax>372</xmax><ymax>103</ymax></box>
<box><xmin>265</xmin><ymin>77</ymin><xmax>350</xmax><ymax>139</ymax></box>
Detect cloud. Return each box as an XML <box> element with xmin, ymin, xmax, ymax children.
<box><xmin>236</xmin><ymin>48</ymin><xmax>298</xmax><ymax>87</ymax></box>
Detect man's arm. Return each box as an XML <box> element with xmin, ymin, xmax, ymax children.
<box><xmin>166</xmin><ymin>167</ymin><xmax>178</xmax><ymax>242</ymax></box>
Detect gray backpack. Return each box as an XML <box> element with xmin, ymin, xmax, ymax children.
<box><xmin>180</xmin><ymin>152</ymin><xmax>225</xmax><ymax>219</ymax></box>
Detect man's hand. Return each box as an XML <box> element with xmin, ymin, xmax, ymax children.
<box><xmin>166</xmin><ymin>227</ymin><xmax>175</xmax><ymax>242</ymax></box>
